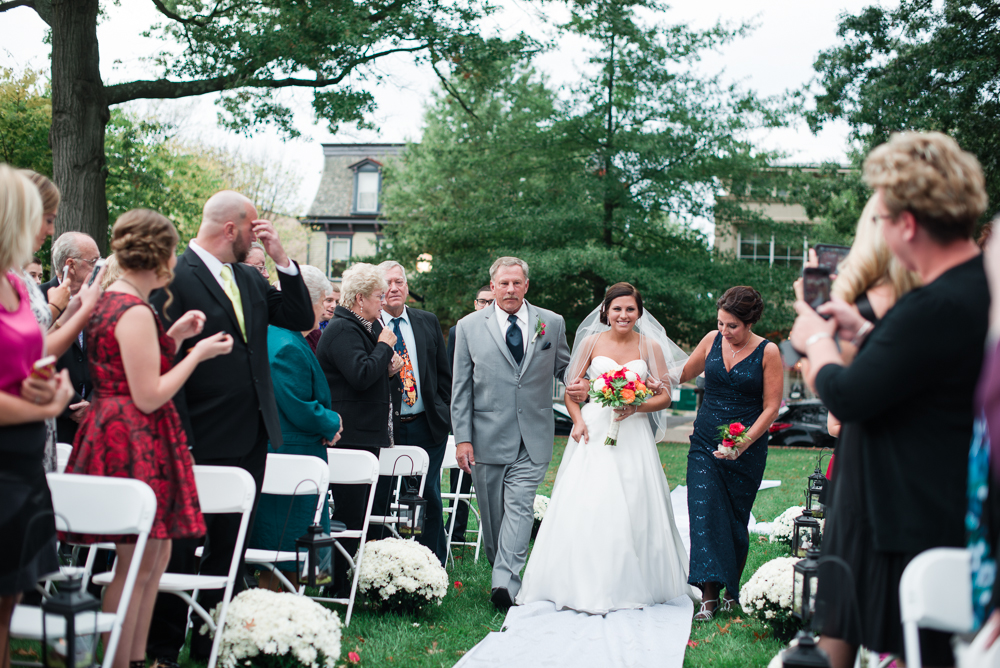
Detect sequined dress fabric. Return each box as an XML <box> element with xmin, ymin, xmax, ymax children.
<box><xmin>687</xmin><ymin>334</ymin><xmax>768</xmax><ymax>600</ymax></box>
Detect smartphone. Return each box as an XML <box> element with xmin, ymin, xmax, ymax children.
<box><xmin>87</xmin><ymin>258</ymin><xmax>107</xmax><ymax>287</ymax></box>
<box><xmin>779</xmin><ymin>339</ymin><xmax>802</xmax><ymax>367</ymax></box>
<box><xmin>30</xmin><ymin>355</ymin><xmax>57</xmax><ymax>381</ymax></box>
<box><xmin>814</xmin><ymin>244</ymin><xmax>851</xmax><ymax>272</ymax></box>
<box><xmin>802</xmin><ymin>266</ymin><xmax>832</xmax><ymax>314</ymax></box>
<box><xmin>62</xmin><ymin>265</ymin><xmax>70</xmax><ymax>283</ymax></box>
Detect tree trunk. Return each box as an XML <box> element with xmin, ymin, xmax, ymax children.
<box><xmin>49</xmin><ymin>0</ymin><xmax>110</xmax><ymax>253</ymax></box>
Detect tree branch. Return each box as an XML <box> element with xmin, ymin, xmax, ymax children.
<box><xmin>429</xmin><ymin>57</ymin><xmax>480</xmax><ymax>124</ymax></box>
<box><xmin>105</xmin><ymin>45</ymin><xmax>425</xmax><ymax>105</ymax></box>
<box><xmin>0</xmin><ymin>0</ymin><xmax>34</xmax><ymax>13</ymax></box>
<box><xmin>148</xmin><ymin>0</ymin><xmax>238</xmax><ymax>27</ymax></box>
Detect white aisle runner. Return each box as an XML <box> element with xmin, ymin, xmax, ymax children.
<box><xmin>455</xmin><ymin>481</ymin><xmax>779</xmax><ymax>668</ymax></box>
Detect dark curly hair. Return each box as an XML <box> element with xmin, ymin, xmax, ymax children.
<box><xmin>716</xmin><ymin>286</ymin><xmax>764</xmax><ymax>326</ymax></box>
<box><xmin>599</xmin><ymin>282</ymin><xmax>644</xmax><ymax>325</ymax></box>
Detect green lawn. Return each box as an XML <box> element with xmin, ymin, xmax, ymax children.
<box><xmin>283</xmin><ymin>439</ymin><xmax>817</xmax><ymax>668</ymax></box>
<box><xmin>14</xmin><ymin>440</ymin><xmax>818</xmax><ymax>668</ymax></box>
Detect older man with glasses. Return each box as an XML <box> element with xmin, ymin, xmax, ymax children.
<box><xmin>242</xmin><ymin>241</ymin><xmax>270</xmax><ymax>280</ymax></box>
<box><xmin>39</xmin><ymin>232</ymin><xmax>101</xmax><ymax>444</ymax></box>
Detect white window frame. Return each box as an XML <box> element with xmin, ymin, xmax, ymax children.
<box><xmin>353</xmin><ymin>165</ymin><xmax>381</xmax><ymax>214</ymax></box>
<box><xmin>327</xmin><ymin>236</ymin><xmax>352</xmax><ymax>279</ymax></box>
<box><xmin>737</xmin><ymin>231</ymin><xmax>808</xmax><ymax>267</ymax></box>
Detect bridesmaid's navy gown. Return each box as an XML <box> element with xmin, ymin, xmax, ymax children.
<box><xmin>687</xmin><ymin>333</ymin><xmax>769</xmax><ymax>601</ymax></box>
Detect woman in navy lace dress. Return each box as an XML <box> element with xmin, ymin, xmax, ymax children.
<box><xmin>680</xmin><ymin>286</ymin><xmax>783</xmax><ymax>620</ymax></box>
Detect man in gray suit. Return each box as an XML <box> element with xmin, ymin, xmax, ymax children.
<box><xmin>451</xmin><ymin>256</ymin><xmax>571</xmax><ymax>610</ymax></box>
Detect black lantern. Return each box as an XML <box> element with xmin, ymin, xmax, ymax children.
<box><xmin>295</xmin><ymin>521</ymin><xmax>344</xmax><ymax>588</ymax></box>
<box><xmin>397</xmin><ymin>484</ymin><xmax>427</xmax><ymax>537</ymax></box>
<box><xmin>782</xmin><ymin>632</ymin><xmax>831</xmax><ymax>668</ymax></box>
<box><xmin>791</xmin><ymin>509</ymin><xmax>821</xmax><ymax>558</ymax></box>
<box><xmin>805</xmin><ymin>467</ymin><xmax>827</xmax><ymax>519</ymax></box>
<box><xmin>41</xmin><ymin>575</ymin><xmax>100</xmax><ymax>668</ymax></box>
<box><xmin>792</xmin><ymin>547</ymin><xmax>821</xmax><ymax>624</ymax></box>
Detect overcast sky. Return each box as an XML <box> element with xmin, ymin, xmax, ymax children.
<box><xmin>1</xmin><ymin>0</ymin><xmax>882</xmax><ymax>222</ymax></box>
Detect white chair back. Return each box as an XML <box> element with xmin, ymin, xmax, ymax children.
<box><xmin>45</xmin><ymin>475</ymin><xmax>155</xmax><ymax>668</ymax></box>
<box><xmin>56</xmin><ymin>442</ymin><xmax>72</xmax><ymax>474</ymax></box>
<box><xmin>328</xmin><ymin>448</ymin><xmax>380</xmax><ymax>485</ymax></box>
<box><xmin>261</xmin><ymin>454</ymin><xmax>330</xmax><ymax>497</ymax></box>
<box><xmin>441</xmin><ymin>436</ymin><xmax>458</xmax><ymax>470</ymax></box>
<box><xmin>194</xmin><ymin>466</ymin><xmax>256</xmax><ymax>514</ymax></box>
<box><xmin>899</xmin><ymin>547</ymin><xmax>975</xmax><ymax>668</ymax></box>
<box><xmin>378</xmin><ymin>445</ymin><xmax>430</xmax><ymax>477</ymax></box>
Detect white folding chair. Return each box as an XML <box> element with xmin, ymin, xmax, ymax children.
<box><xmin>368</xmin><ymin>445</ymin><xmax>430</xmax><ymax>539</ymax></box>
<box><xmin>11</xmin><ymin>474</ymin><xmax>157</xmax><ymax>668</ymax></box>
<box><xmin>92</xmin><ymin>466</ymin><xmax>255</xmax><ymax>668</ymax></box>
<box><xmin>311</xmin><ymin>448</ymin><xmax>380</xmax><ymax>626</ymax></box>
<box><xmin>899</xmin><ymin>547</ymin><xmax>975</xmax><ymax>668</ymax></box>
<box><xmin>242</xmin><ymin>454</ymin><xmax>330</xmax><ymax>593</ymax></box>
<box><xmin>56</xmin><ymin>442</ymin><xmax>72</xmax><ymax>473</ymax></box>
<box><xmin>440</xmin><ymin>436</ymin><xmax>482</xmax><ymax>566</ymax></box>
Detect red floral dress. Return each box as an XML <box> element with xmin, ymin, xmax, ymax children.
<box><xmin>64</xmin><ymin>292</ymin><xmax>206</xmax><ymax>543</ymax></box>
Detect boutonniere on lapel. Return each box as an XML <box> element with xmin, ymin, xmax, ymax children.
<box><xmin>531</xmin><ymin>320</ymin><xmax>546</xmax><ymax>345</ymax></box>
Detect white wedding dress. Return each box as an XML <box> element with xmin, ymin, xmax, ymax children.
<box><xmin>516</xmin><ymin>356</ymin><xmax>699</xmax><ymax>614</ymax></box>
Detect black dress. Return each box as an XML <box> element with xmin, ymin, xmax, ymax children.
<box><xmin>687</xmin><ymin>334</ymin><xmax>770</xmax><ymax>600</ymax></box>
<box><xmin>813</xmin><ymin>255</ymin><xmax>989</xmax><ymax>664</ymax></box>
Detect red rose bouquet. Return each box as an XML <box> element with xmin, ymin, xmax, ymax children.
<box><xmin>715</xmin><ymin>422</ymin><xmax>750</xmax><ymax>458</ymax></box>
<box><xmin>587</xmin><ymin>365</ymin><xmax>655</xmax><ymax>445</ymax></box>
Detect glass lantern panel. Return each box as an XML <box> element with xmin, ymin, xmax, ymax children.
<box><xmin>793</xmin><ymin>570</ymin><xmax>804</xmax><ymax>617</ymax></box>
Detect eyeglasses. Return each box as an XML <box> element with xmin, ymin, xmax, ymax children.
<box><xmin>475</xmin><ymin>298</ymin><xmax>494</xmax><ymax>306</ymax></box>
<box><xmin>76</xmin><ymin>256</ymin><xmax>100</xmax><ymax>267</ymax></box>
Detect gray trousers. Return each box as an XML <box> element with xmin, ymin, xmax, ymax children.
<box><xmin>471</xmin><ymin>442</ymin><xmax>548</xmax><ymax>596</ymax></box>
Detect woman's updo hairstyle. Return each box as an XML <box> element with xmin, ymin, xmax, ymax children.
<box><xmin>111</xmin><ymin>209</ymin><xmax>179</xmax><ymax>287</ymax></box>
<box><xmin>599</xmin><ymin>282</ymin><xmax>644</xmax><ymax>325</ymax></box>
<box><xmin>716</xmin><ymin>286</ymin><xmax>764</xmax><ymax>326</ymax></box>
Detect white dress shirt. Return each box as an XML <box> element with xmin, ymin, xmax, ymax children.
<box><xmin>380</xmin><ymin>306</ymin><xmax>425</xmax><ymax>416</ymax></box>
<box><xmin>188</xmin><ymin>238</ymin><xmax>298</xmax><ymax>290</ymax></box>
<box><xmin>495</xmin><ymin>300</ymin><xmax>529</xmax><ymax>356</ymax></box>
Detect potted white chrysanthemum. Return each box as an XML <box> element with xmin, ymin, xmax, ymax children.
<box><xmin>204</xmin><ymin>589</ymin><xmax>342</xmax><ymax>668</ymax></box>
<box><xmin>740</xmin><ymin>557</ymin><xmax>803</xmax><ymax>642</ymax></box>
<box><xmin>357</xmin><ymin>538</ymin><xmax>448</xmax><ymax>612</ymax></box>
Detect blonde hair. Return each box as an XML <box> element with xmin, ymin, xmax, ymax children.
<box><xmin>19</xmin><ymin>170</ymin><xmax>60</xmax><ymax>216</ymax></box>
<box><xmin>0</xmin><ymin>164</ymin><xmax>43</xmax><ymax>273</ymax></box>
<box><xmin>339</xmin><ymin>262</ymin><xmax>387</xmax><ymax>308</ymax></box>
<box><xmin>863</xmin><ymin>131</ymin><xmax>987</xmax><ymax>243</ymax></box>
<box><xmin>100</xmin><ymin>254</ymin><xmax>123</xmax><ymax>290</ymax></box>
<box><xmin>832</xmin><ymin>195</ymin><xmax>922</xmax><ymax>304</ymax></box>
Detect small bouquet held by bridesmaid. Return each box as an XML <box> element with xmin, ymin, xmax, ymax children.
<box><xmin>588</xmin><ymin>366</ymin><xmax>655</xmax><ymax>445</ymax></box>
<box><xmin>716</xmin><ymin>421</ymin><xmax>750</xmax><ymax>458</ymax></box>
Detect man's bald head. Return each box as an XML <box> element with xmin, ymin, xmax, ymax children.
<box><xmin>196</xmin><ymin>190</ymin><xmax>258</xmax><ymax>263</ymax></box>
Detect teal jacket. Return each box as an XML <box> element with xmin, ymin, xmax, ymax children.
<box><xmin>267</xmin><ymin>326</ymin><xmax>341</xmax><ymax>447</ymax></box>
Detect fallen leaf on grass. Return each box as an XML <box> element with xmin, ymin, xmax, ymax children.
<box><xmin>732</xmin><ymin>616</ymin><xmax>743</xmax><ymax>623</ymax></box>
<box><xmin>753</xmin><ymin>630</ymin><xmax>770</xmax><ymax>642</ymax></box>
<box><xmin>427</xmin><ymin>642</ymin><xmax>443</xmax><ymax>655</ymax></box>
<box><xmin>347</xmin><ymin>651</ymin><xmax>360</xmax><ymax>664</ymax></box>
<box><xmin>13</xmin><ymin>649</ymin><xmax>38</xmax><ymax>658</ymax></box>
<box><xmin>687</xmin><ymin>641</ymin><xmax>699</xmax><ymax>648</ymax></box>
<box><xmin>715</xmin><ymin>622</ymin><xmax>731</xmax><ymax>635</ymax></box>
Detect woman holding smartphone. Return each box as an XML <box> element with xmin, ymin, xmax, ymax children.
<box><xmin>0</xmin><ymin>166</ymin><xmax>75</xmax><ymax>668</ymax></box>
<box><xmin>64</xmin><ymin>209</ymin><xmax>233</xmax><ymax>668</ymax></box>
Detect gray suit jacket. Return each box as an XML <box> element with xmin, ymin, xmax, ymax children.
<box><xmin>451</xmin><ymin>301</ymin><xmax>571</xmax><ymax>465</ymax></box>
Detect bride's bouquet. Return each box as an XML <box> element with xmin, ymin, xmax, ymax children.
<box><xmin>588</xmin><ymin>366</ymin><xmax>654</xmax><ymax>445</ymax></box>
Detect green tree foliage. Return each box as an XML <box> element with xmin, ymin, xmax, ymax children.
<box><xmin>0</xmin><ymin>68</ymin><xmax>52</xmax><ymax>176</ymax></box>
<box><xmin>379</xmin><ymin>0</ymin><xmax>798</xmax><ymax>345</ymax></box>
<box><xmin>807</xmin><ymin>0</ymin><xmax>1000</xmax><ymax>219</ymax></box>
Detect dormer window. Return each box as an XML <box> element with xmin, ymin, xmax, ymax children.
<box><xmin>351</xmin><ymin>159</ymin><xmax>382</xmax><ymax>214</ymax></box>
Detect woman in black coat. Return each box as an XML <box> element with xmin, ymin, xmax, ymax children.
<box><xmin>316</xmin><ymin>262</ymin><xmax>402</xmax><ymax>595</ymax></box>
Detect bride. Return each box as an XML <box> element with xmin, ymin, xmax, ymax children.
<box><xmin>516</xmin><ymin>282</ymin><xmax>700</xmax><ymax>614</ymax></box>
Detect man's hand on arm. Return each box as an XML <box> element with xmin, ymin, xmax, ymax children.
<box><xmin>564</xmin><ymin>377</ymin><xmax>589</xmax><ymax>403</ymax></box>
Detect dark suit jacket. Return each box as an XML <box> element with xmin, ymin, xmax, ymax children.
<box><xmin>387</xmin><ymin>308</ymin><xmax>452</xmax><ymax>444</ymax></box>
<box><xmin>447</xmin><ymin>325</ymin><xmax>456</xmax><ymax>372</ymax></box>
<box><xmin>317</xmin><ymin>306</ymin><xmax>401</xmax><ymax>449</ymax></box>
<box><xmin>150</xmin><ymin>247</ymin><xmax>313</xmax><ymax>460</ymax></box>
<box><xmin>40</xmin><ymin>277</ymin><xmax>90</xmax><ymax>444</ymax></box>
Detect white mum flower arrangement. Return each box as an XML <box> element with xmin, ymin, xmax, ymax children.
<box><xmin>769</xmin><ymin>506</ymin><xmax>826</xmax><ymax>546</ymax></box>
<box><xmin>741</xmin><ymin>557</ymin><xmax>803</xmax><ymax>642</ymax></box>
<box><xmin>205</xmin><ymin>589</ymin><xmax>342</xmax><ymax>668</ymax></box>
<box><xmin>532</xmin><ymin>494</ymin><xmax>550</xmax><ymax>537</ymax></box>
<box><xmin>357</xmin><ymin>538</ymin><xmax>448</xmax><ymax>612</ymax></box>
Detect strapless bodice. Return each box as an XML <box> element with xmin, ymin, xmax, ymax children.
<box><xmin>589</xmin><ymin>355</ymin><xmax>648</xmax><ymax>379</ymax></box>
